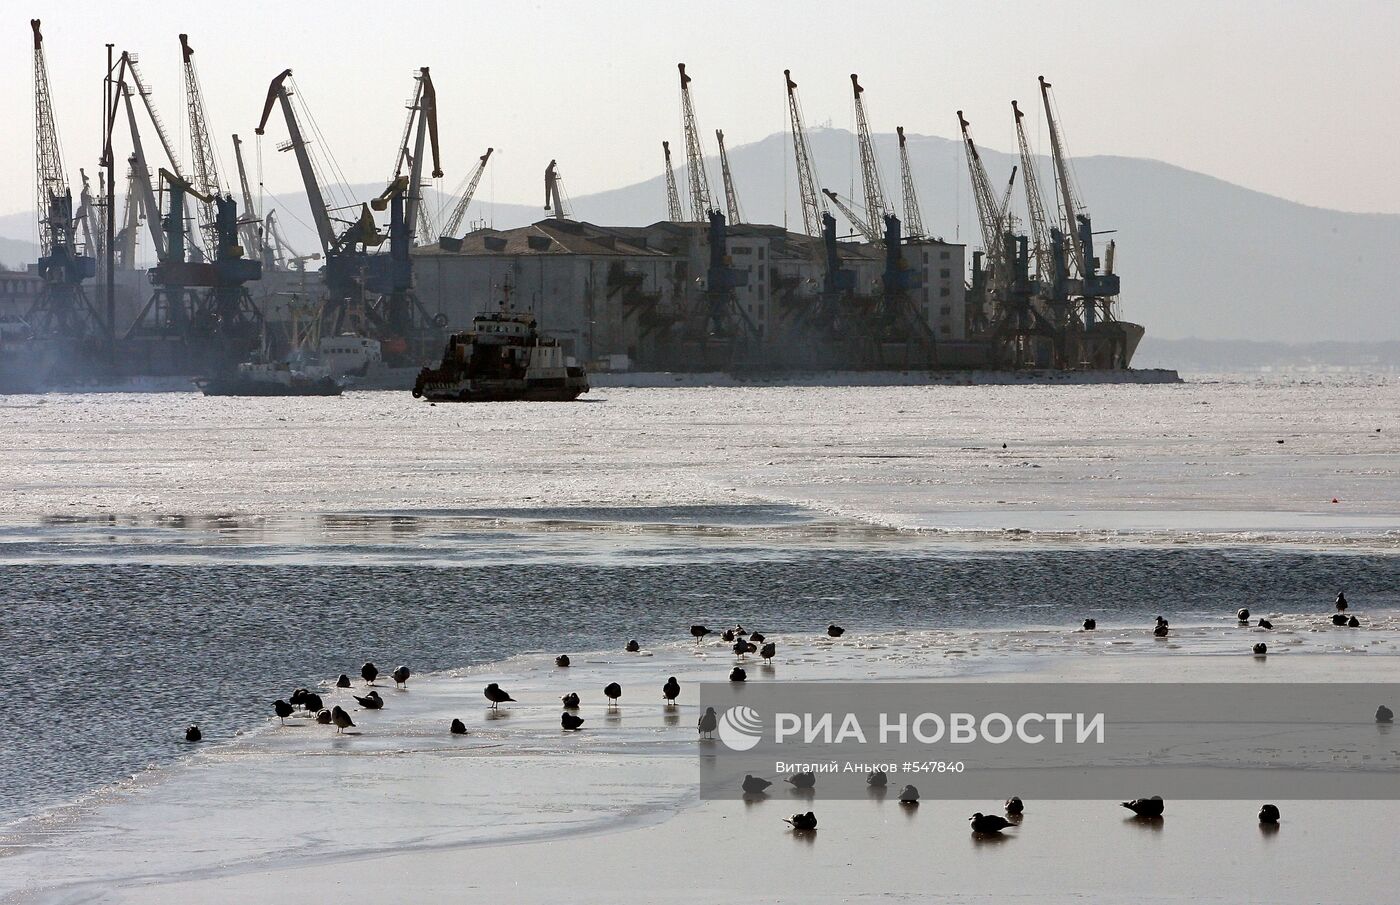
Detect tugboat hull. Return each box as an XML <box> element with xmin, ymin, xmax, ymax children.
<box><xmin>413</xmin><ymin>373</ymin><xmax>588</xmax><ymax>402</ymax></box>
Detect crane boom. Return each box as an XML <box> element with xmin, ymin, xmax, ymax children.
<box><xmin>998</xmin><ymin>165</ymin><xmax>1019</xmax><ymax>228</ymax></box>
<box><xmin>180</xmin><ymin>34</ymin><xmax>223</xmax><ymax>254</ymax></box>
<box><xmin>662</xmin><ymin>140</ymin><xmax>684</xmax><ymax>222</ymax></box>
<box><xmin>1038</xmin><ymin>76</ymin><xmax>1084</xmax><ymax>276</ymax></box>
<box><xmin>389</xmin><ymin>81</ymin><xmax>425</xmax><ymax>239</ymax></box>
<box><xmin>715</xmin><ymin>129</ymin><xmax>742</xmax><ymax>225</ymax></box>
<box><xmin>784</xmin><ymin>70</ymin><xmax>827</xmax><ymax>238</ymax></box>
<box><xmin>116</xmin><ymin>158</ymin><xmax>141</xmax><ymax>269</ymax></box>
<box><xmin>231</xmin><ymin>134</ymin><xmax>262</xmax><ymax>258</ymax></box>
<box><xmin>77</xmin><ymin>169</ymin><xmax>102</xmax><ymax>263</ymax></box>
<box><xmin>544</xmin><ymin>159</ymin><xmax>566</xmax><ymax>219</ymax></box>
<box><xmin>896</xmin><ymin>126</ymin><xmax>925</xmax><ymax>239</ymax></box>
<box><xmin>677</xmin><ymin>63</ymin><xmax>713</xmax><ymax>221</ymax></box>
<box><xmin>957</xmin><ymin>111</ymin><xmax>1006</xmax><ymax>271</ymax></box>
<box><xmin>850</xmin><ymin>74</ymin><xmax>890</xmax><ymax>241</ymax></box>
<box><xmin>1012</xmin><ymin>100</ymin><xmax>1052</xmax><ymax>279</ymax></box>
<box><xmin>821</xmin><ymin>188</ymin><xmax>880</xmax><ymax>244</ymax></box>
<box><xmin>257</xmin><ymin>69</ymin><xmax>336</xmax><ymax>254</ymax></box>
<box><xmin>125</xmin><ymin>55</ymin><xmax>184</xmax><ymax>179</ymax></box>
<box><xmin>400</xmin><ymin>68</ymin><xmax>442</xmax><ymax>247</ymax></box>
<box><xmin>120</xmin><ymin>78</ymin><xmax>168</xmax><ymax>259</ymax></box>
<box><xmin>440</xmin><ymin>147</ymin><xmax>492</xmax><ymax>239</ymax></box>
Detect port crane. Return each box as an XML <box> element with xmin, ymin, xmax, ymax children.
<box><xmin>544</xmin><ymin>159</ymin><xmax>567</xmax><ymax>219</ymax></box>
<box><xmin>677</xmin><ymin>64</ymin><xmax>714</xmax><ymax>221</ymax></box>
<box><xmin>850</xmin><ymin>74</ymin><xmax>891</xmax><ymax>242</ymax></box>
<box><xmin>843</xmin><ymin>74</ymin><xmax>927</xmax><ymax>361</ymax></box>
<box><xmin>714</xmin><ymin>130</ymin><xmax>742</xmax><ymax>225</ymax></box>
<box><xmin>388</xmin><ymin>67</ymin><xmax>442</xmax><ymax>246</ymax></box>
<box><xmin>27</xmin><ymin>19</ymin><xmax>101</xmax><ymax>338</ymax></box>
<box><xmin>1011</xmin><ymin>101</ymin><xmax>1053</xmax><ymax>284</ymax></box>
<box><xmin>1038</xmin><ymin>76</ymin><xmax>1120</xmax><ymax>333</ymax></box>
<box><xmin>76</xmin><ymin>170</ymin><xmax>104</xmax><ymax>266</ymax></box>
<box><xmin>783</xmin><ymin>69</ymin><xmax>828</xmax><ymax>239</ymax></box>
<box><xmin>117</xmin><ymin>70</ymin><xmax>168</xmax><ymax>261</ymax></box>
<box><xmin>440</xmin><ymin>148</ymin><xmax>493</xmax><ymax>239</ymax></box>
<box><xmin>231</xmin><ymin>134</ymin><xmax>263</xmax><ymax>262</ymax></box>
<box><xmin>956</xmin><ymin>109</ymin><xmax>1021</xmax><ymax>336</ymax></box>
<box><xmin>264</xmin><ymin>210</ymin><xmax>319</xmax><ymax>272</ymax></box>
<box><xmin>114</xmin><ymin>161</ymin><xmax>142</xmax><ymax>270</ymax></box>
<box><xmin>257</xmin><ymin>68</ymin><xmax>380</xmax><ymax>333</ymax></box>
<box><xmin>125</xmin><ymin>164</ymin><xmax>263</xmax><ymax>366</ymax></box>
<box><xmin>179</xmin><ymin>34</ymin><xmax>225</xmax><ymax>258</ymax></box>
<box><xmin>257</xmin><ymin>67</ymin><xmax>444</xmax><ymax>357</ymax></box>
<box><xmin>661</xmin><ymin>141</ymin><xmax>684</xmax><ymax>222</ymax></box>
<box><xmin>896</xmin><ymin>126</ymin><xmax>926</xmax><ymax>240</ymax></box>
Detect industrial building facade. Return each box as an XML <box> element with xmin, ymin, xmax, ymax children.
<box><xmin>412</xmin><ymin>218</ymin><xmax>965</xmax><ymax>371</ymax></box>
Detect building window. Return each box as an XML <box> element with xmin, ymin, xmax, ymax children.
<box><xmin>940</xmin><ymin>305</ymin><xmax>951</xmax><ymax>316</ymax></box>
<box><xmin>940</xmin><ymin>250</ymin><xmax>950</xmax><ymax>260</ymax></box>
<box><xmin>940</xmin><ymin>268</ymin><xmax>951</xmax><ymax>278</ymax></box>
<box><xmin>940</xmin><ymin>287</ymin><xmax>950</xmax><ymax>297</ymax></box>
<box><xmin>757</xmin><ymin>247</ymin><xmax>765</xmax><ymax>260</ymax></box>
<box><xmin>940</xmin><ymin>323</ymin><xmax>951</xmax><ymax>334</ymax></box>
<box><xmin>922</xmin><ymin>252</ymin><xmax>929</xmax><ymax>264</ymax></box>
<box><xmin>733</xmin><ymin>246</ymin><xmax>752</xmax><ymax>256</ymax></box>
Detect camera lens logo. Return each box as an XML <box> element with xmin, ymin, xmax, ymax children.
<box><xmin>717</xmin><ymin>705</ymin><xmax>764</xmax><ymax>751</ymax></box>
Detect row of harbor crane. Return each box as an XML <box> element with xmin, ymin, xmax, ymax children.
<box><xmin>659</xmin><ymin>64</ymin><xmax>931</xmax><ymax>362</ymax></box>
<box><xmin>25</xmin><ymin>21</ymin><xmax>495</xmax><ymax>370</ymax></box>
<box><xmin>26</xmin><ymin>19</ymin><xmax>1128</xmax><ymax>373</ymax></box>
<box><xmin>662</xmin><ymin>65</ymin><xmax>1129</xmax><ymax>369</ymax></box>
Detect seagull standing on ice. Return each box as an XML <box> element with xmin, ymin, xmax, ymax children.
<box><xmin>698</xmin><ymin>707</ymin><xmax>718</xmax><ymax>739</ymax></box>
<box><xmin>331</xmin><ymin>706</ymin><xmax>355</xmax><ymax>733</ymax></box>
<box><xmin>484</xmin><ymin>683</ymin><xmax>515</xmax><ymax>709</ymax></box>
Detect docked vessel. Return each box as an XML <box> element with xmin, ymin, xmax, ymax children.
<box><xmin>197</xmin><ymin>354</ymin><xmax>342</xmax><ymax>397</ymax></box>
<box><xmin>316</xmin><ymin>334</ymin><xmax>422</xmax><ymax>391</ymax></box>
<box><xmin>412</xmin><ymin>310</ymin><xmax>588</xmax><ymax>402</ymax></box>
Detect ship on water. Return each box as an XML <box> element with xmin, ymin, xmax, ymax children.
<box><xmin>197</xmin><ymin>350</ymin><xmax>342</xmax><ymax>396</ymax></box>
<box><xmin>412</xmin><ymin>308</ymin><xmax>589</xmax><ymax>402</ymax></box>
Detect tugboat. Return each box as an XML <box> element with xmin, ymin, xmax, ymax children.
<box><xmin>197</xmin><ymin>350</ymin><xmax>342</xmax><ymax>397</ymax></box>
<box><xmin>412</xmin><ymin>308</ymin><xmax>588</xmax><ymax>402</ymax></box>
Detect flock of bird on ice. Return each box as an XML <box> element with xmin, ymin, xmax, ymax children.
<box><xmin>180</xmin><ymin>592</ymin><xmax>1387</xmax><ymax>836</ymax></box>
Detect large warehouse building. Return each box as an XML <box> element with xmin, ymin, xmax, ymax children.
<box><xmin>412</xmin><ymin>218</ymin><xmax>967</xmax><ymax>372</ymax></box>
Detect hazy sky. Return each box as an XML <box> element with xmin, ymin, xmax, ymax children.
<box><xmin>7</xmin><ymin>0</ymin><xmax>1398</xmax><ymax>236</ymax></box>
